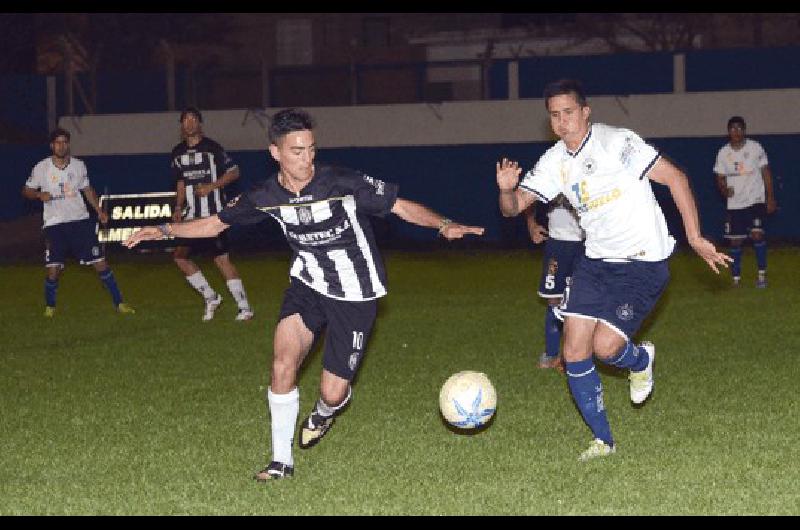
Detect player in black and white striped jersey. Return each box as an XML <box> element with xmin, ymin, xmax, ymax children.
<box><xmin>170</xmin><ymin>107</ymin><xmax>253</xmax><ymax>321</ymax></box>
<box><xmin>125</xmin><ymin>108</ymin><xmax>484</xmax><ymax>480</ymax></box>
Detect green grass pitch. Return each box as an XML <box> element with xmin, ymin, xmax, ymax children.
<box><xmin>1</xmin><ymin>247</ymin><xmax>798</xmax><ymax>515</ymax></box>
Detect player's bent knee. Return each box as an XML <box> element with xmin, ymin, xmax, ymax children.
<box><xmin>320</xmin><ymin>371</ymin><xmax>350</xmax><ymax>406</ymax></box>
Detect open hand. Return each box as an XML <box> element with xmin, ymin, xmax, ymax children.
<box><xmin>689</xmin><ymin>236</ymin><xmax>733</xmax><ymax>274</ymax></box>
<box><xmin>496</xmin><ymin>158</ymin><xmax>522</xmax><ymax>191</ymax></box>
<box><xmin>123</xmin><ymin>226</ymin><xmax>163</xmax><ymax>248</ymax></box>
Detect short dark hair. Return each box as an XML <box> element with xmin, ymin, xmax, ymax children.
<box><xmin>49</xmin><ymin>127</ymin><xmax>70</xmax><ymax>143</ymax></box>
<box><xmin>727</xmin><ymin>116</ymin><xmax>746</xmax><ymax>129</ymax></box>
<box><xmin>180</xmin><ymin>106</ymin><xmax>203</xmax><ymax>123</ymax></box>
<box><xmin>269</xmin><ymin>108</ymin><xmax>315</xmax><ymax>144</ymax></box>
<box><xmin>543</xmin><ymin>79</ymin><xmax>588</xmax><ymax>108</ymax></box>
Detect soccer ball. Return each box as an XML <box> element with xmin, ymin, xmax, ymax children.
<box><xmin>439</xmin><ymin>371</ymin><xmax>497</xmax><ymax>429</ymax></box>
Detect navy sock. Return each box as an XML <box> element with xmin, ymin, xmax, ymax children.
<box><xmin>565</xmin><ymin>358</ymin><xmax>614</xmax><ymax>446</ymax></box>
<box><xmin>598</xmin><ymin>341</ymin><xmax>649</xmax><ymax>372</ymax></box>
<box><xmin>99</xmin><ymin>269</ymin><xmax>123</xmax><ymax>306</ymax></box>
<box><xmin>544</xmin><ymin>305</ymin><xmax>562</xmax><ymax>357</ymax></box>
<box><xmin>729</xmin><ymin>247</ymin><xmax>742</xmax><ymax>278</ymax></box>
<box><xmin>753</xmin><ymin>241</ymin><xmax>767</xmax><ymax>272</ymax></box>
<box><xmin>45</xmin><ymin>278</ymin><xmax>58</xmax><ymax>307</ymax></box>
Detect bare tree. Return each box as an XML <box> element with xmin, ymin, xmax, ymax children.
<box><xmin>571</xmin><ymin>13</ymin><xmax>714</xmax><ymax>52</ymax></box>
<box><xmin>33</xmin><ymin>14</ymin><xmax>238</xmax><ymax>113</ymax></box>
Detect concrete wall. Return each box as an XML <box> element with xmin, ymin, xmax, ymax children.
<box><xmin>5</xmin><ymin>89</ymin><xmax>792</xmax><ymax>246</ymax></box>
<box><xmin>60</xmin><ymin>88</ymin><xmax>800</xmax><ymax>155</ymax></box>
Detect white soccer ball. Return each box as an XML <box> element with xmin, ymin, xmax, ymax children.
<box><xmin>439</xmin><ymin>370</ymin><xmax>497</xmax><ymax>429</ymax></box>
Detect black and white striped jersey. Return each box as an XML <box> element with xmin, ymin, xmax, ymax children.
<box><xmin>171</xmin><ymin>137</ymin><xmax>238</xmax><ymax>220</ymax></box>
<box><xmin>218</xmin><ymin>164</ymin><xmax>399</xmax><ymax>302</ymax></box>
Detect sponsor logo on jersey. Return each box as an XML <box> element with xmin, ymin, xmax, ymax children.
<box><xmin>620</xmin><ymin>137</ymin><xmax>635</xmax><ymax>168</ymax></box>
<box><xmin>297</xmin><ymin>206</ymin><xmax>313</xmax><ymax>224</ymax></box>
<box><xmin>582</xmin><ymin>157</ymin><xmax>597</xmax><ymax>175</ymax></box>
<box><xmin>287</xmin><ymin>220</ymin><xmax>351</xmax><ymax>246</ymax></box>
<box><xmin>363</xmin><ymin>175</ymin><xmax>385</xmax><ymax>195</ymax></box>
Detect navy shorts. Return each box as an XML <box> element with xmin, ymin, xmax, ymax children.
<box><xmin>558</xmin><ymin>255</ymin><xmax>670</xmax><ymax>340</ymax></box>
<box><xmin>44</xmin><ymin>219</ymin><xmax>104</xmax><ymax>267</ymax></box>
<box><xmin>538</xmin><ymin>239</ymin><xmax>584</xmax><ymax>298</ymax></box>
<box><xmin>278</xmin><ymin>279</ymin><xmax>378</xmax><ymax>382</ymax></box>
<box><xmin>174</xmin><ymin>230</ymin><xmax>230</xmax><ymax>257</ymax></box>
<box><xmin>724</xmin><ymin>203</ymin><xmax>766</xmax><ymax>239</ymax></box>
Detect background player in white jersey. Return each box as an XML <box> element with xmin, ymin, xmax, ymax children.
<box><xmin>496</xmin><ymin>79</ymin><xmax>730</xmax><ymax>460</ymax></box>
<box><xmin>22</xmin><ymin>128</ymin><xmax>135</xmax><ymax>317</ymax></box>
<box><xmin>170</xmin><ymin>107</ymin><xmax>254</xmax><ymax>321</ymax></box>
<box><xmin>713</xmin><ymin>116</ymin><xmax>777</xmax><ymax>288</ymax></box>
<box><xmin>124</xmin><ymin>108</ymin><xmax>484</xmax><ymax>480</ymax></box>
<box><xmin>526</xmin><ymin>195</ymin><xmax>584</xmax><ymax>372</ymax></box>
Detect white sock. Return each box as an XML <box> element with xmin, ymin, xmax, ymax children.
<box><xmin>316</xmin><ymin>386</ymin><xmax>352</xmax><ymax>418</ymax></box>
<box><xmin>226</xmin><ymin>278</ymin><xmax>251</xmax><ymax>311</ymax></box>
<box><xmin>186</xmin><ymin>271</ymin><xmax>216</xmax><ymax>301</ymax></box>
<box><xmin>268</xmin><ymin>387</ymin><xmax>299</xmax><ymax>466</ymax></box>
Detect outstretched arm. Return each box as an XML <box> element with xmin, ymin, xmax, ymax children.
<box><xmin>123</xmin><ymin>215</ymin><xmax>229</xmax><ymax>248</ymax></box>
<box><xmin>649</xmin><ymin>158</ymin><xmax>732</xmax><ymax>274</ymax></box>
<box><xmin>390</xmin><ymin>198</ymin><xmax>484</xmax><ymax>240</ymax></box>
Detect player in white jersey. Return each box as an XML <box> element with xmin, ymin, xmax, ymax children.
<box><xmin>22</xmin><ymin>128</ymin><xmax>135</xmax><ymax>317</ymax></box>
<box><xmin>713</xmin><ymin>116</ymin><xmax>777</xmax><ymax>288</ymax></box>
<box><xmin>170</xmin><ymin>107</ymin><xmax>254</xmax><ymax>321</ymax></box>
<box><xmin>123</xmin><ymin>108</ymin><xmax>484</xmax><ymax>480</ymax></box>
<box><xmin>526</xmin><ymin>196</ymin><xmax>584</xmax><ymax>371</ymax></box>
<box><xmin>496</xmin><ymin>79</ymin><xmax>730</xmax><ymax>460</ymax></box>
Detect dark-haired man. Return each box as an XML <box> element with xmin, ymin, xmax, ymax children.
<box><xmin>496</xmin><ymin>79</ymin><xmax>730</xmax><ymax>460</ymax></box>
<box><xmin>23</xmin><ymin>128</ymin><xmax>135</xmax><ymax>317</ymax></box>
<box><xmin>713</xmin><ymin>116</ymin><xmax>777</xmax><ymax>288</ymax></box>
<box><xmin>169</xmin><ymin>107</ymin><xmax>254</xmax><ymax>321</ymax></box>
<box><xmin>125</xmin><ymin>107</ymin><xmax>485</xmax><ymax>480</ymax></box>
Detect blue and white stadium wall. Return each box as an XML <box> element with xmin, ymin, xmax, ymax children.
<box><xmin>5</xmin><ymin>90</ymin><xmax>800</xmax><ymax>246</ymax></box>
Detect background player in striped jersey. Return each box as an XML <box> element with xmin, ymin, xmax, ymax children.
<box><xmin>713</xmin><ymin>116</ymin><xmax>778</xmax><ymax>288</ymax></box>
<box><xmin>170</xmin><ymin>107</ymin><xmax>254</xmax><ymax>321</ymax></box>
<box><xmin>496</xmin><ymin>79</ymin><xmax>730</xmax><ymax>461</ymax></box>
<box><xmin>526</xmin><ymin>195</ymin><xmax>584</xmax><ymax>372</ymax></box>
<box><xmin>22</xmin><ymin>128</ymin><xmax>135</xmax><ymax>317</ymax></box>
<box><xmin>125</xmin><ymin>108</ymin><xmax>484</xmax><ymax>480</ymax></box>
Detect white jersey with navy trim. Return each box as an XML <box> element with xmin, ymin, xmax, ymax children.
<box><xmin>713</xmin><ymin>139</ymin><xmax>769</xmax><ymax>210</ymax></box>
<box><xmin>26</xmin><ymin>156</ymin><xmax>90</xmax><ymax>228</ymax></box>
<box><xmin>218</xmin><ymin>164</ymin><xmax>399</xmax><ymax>302</ymax></box>
<box><xmin>520</xmin><ymin>122</ymin><xmax>674</xmax><ymax>261</ymax></box>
